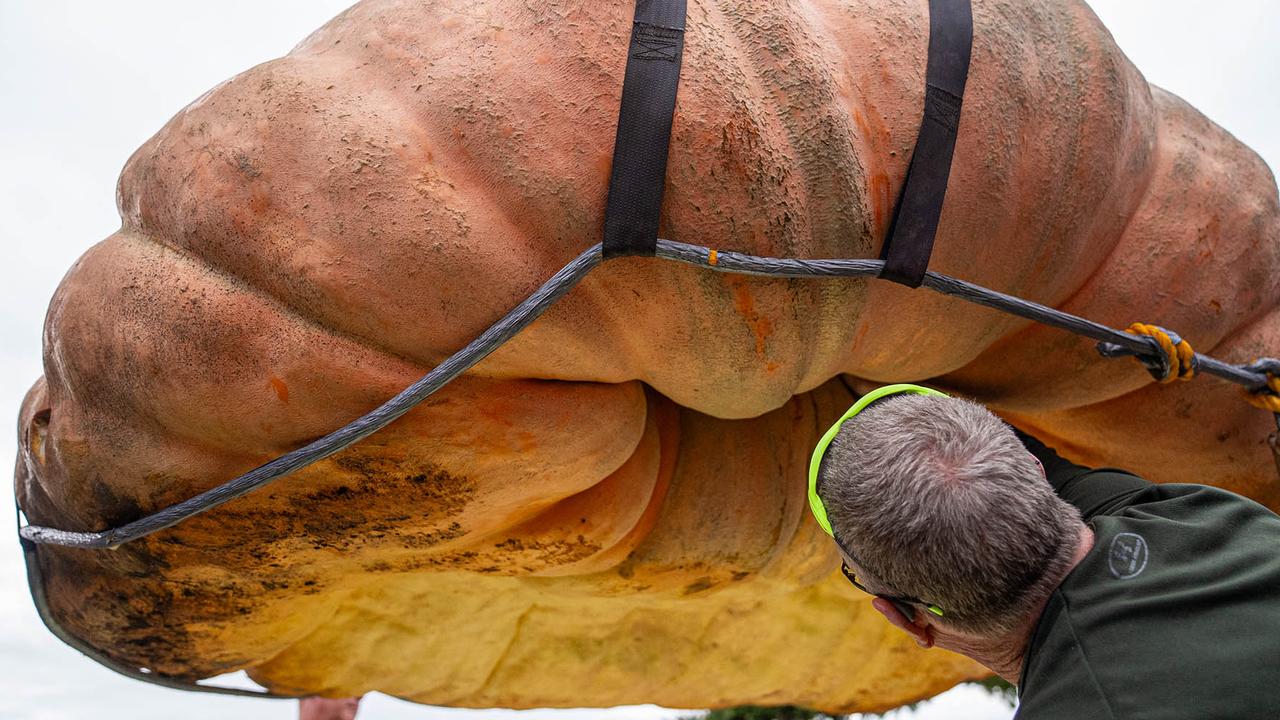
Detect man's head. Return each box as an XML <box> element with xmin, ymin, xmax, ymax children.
<box><xmin>816</xmin><ymin>393</ymin><xmax>1083</xmax><ymax>637</ymax></box>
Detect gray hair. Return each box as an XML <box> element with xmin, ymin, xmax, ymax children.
<box><xmin>817</xmin><ymin>394</ymin><xmax>1083</xmax><ymax>635</ymax></box>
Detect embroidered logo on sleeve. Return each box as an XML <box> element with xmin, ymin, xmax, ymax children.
<box><xmin>1108</xmin><ymin>532</ymin><xmax>1149</xmax><ymax>579</ymax></box>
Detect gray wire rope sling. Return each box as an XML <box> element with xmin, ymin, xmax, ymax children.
<box><xmin>17</xmin><ymin>0</ymin><xmax>1280</xmax><ymax>699</ymax></box>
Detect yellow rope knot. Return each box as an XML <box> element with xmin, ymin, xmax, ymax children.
<box><xmin>1242</xmin><ymin>359</ymin><xmax>1280</xmax><ymax>414</ymax></box>
<box><xmin>1125</xmin><ymin>323</ymin><xmax>1197</xmax><ymax>383</ymax></box>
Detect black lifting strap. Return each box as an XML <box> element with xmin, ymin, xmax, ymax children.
<box><xmin>602</xmin><ymin>0</ymin><xmax>688</xmax><ymax>259</ymax></box>
<box><xmin>879</xmin><ymin>0</ymin><xmax>973</xmax><ymax>288</ymax></box>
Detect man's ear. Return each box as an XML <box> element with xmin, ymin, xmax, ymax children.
<box><xmin>871</xmin><ymin>598</ymin><xmax>934</xmax><ymax>649</ymax></box>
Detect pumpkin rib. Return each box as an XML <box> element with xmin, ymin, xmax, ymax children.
<box><xmin>118</xmin><ymin>229</ymin><xmax>437</xmax><ymax>375</ymax></box>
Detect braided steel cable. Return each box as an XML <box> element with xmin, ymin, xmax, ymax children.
<box><xmin>19</xmin><ymin>243</ymin><xmax>603</xmax><ymax>549</ymax></box>
<box><xmin>19</xmin><ymin>238</ymin><xmax>1277</xmax><ymax>549</ymax></box>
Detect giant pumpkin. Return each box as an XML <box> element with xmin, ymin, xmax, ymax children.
<box><xmin>14</xmin><ymin>0</ymin><xmax>1280</xmax><ymax>712</ymax></box>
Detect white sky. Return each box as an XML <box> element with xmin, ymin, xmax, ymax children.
<box><xmin>0</xmin><ymin>1</ymin><xmax>1275</xmax><ymax>718</ymax></box>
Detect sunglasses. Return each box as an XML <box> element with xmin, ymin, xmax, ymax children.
<box><xmin>839</xmin><ymin>561</ymin><xmax>944</xmax><ymax>620</ymax></box>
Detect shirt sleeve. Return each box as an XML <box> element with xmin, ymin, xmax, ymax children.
<box><xmin>1012</xmin><ymin>426</ymin><xmax>1153</xmax><ymax>521</ymax></box>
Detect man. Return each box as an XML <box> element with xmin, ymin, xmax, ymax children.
<box><xmin>811</xmin><ymin>384</ymin><xmax>1280</xmax><ymax>718</ymax></box>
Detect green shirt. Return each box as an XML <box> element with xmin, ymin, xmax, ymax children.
<box><xmin>1014</xmin><ymin>432</ymin><xmax>1280</xmax><ymax>719</ymax></box>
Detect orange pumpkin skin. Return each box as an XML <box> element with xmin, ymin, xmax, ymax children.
<box><xmin>15</xmin><ymin>0</ymin><xmax>1280</xmax><ymax>711</ymax></box>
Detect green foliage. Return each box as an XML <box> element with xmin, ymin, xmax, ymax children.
<box><xmin>972</xmin><ymin>675</ymin><xmax>1018</xmax><ymax>707</ymax></box>
<box><xmin>679</xmin><ymin>675</ymin><xmax>1016</xmax><ymax>719</ymax></box>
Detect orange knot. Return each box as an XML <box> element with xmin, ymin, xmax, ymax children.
<box><xmin>708</xmin><ymin>249</ymin><xmax>719</xmax><ymax>266</ymax></box>
<box><xmin>1125</xmin><ymin>323</ymin><xmax>1197</xmax><ymax>383</ymax></box>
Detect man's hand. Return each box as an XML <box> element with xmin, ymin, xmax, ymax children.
<box><xmin>872</xmin><ymin>597</ymin><xmax>934</xmax><ymax>649</ymax></box>
<box><xmin>299</xmin><ymin>696</ymin><xmax>362</xmax><ymax>720</ymax></box>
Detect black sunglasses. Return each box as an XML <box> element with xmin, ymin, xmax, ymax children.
<box><xmin>839</xmin><ymin>561</ymin><xmax>944</xmax><ymax>619</ymax></box>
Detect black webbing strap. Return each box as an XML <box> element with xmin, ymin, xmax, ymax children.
<box><xmin>602</xmin><ymin>0</ymin><xmax>688</xmax><ymax>259</ymax></box>
<box><xmin>879</xmin><ymin>0</ymin><xmax>973</xmax><ymax>287</ymax></box>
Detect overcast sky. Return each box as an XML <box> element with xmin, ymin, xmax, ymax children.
<box><xmin>0</xmin><ymin>2</ymin><xmax>1275</xmax><ymax>719</ymax></box>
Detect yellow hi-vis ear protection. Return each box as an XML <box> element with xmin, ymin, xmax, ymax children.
<box><xmin>807</xmin><ymin>383</ymin><xmax>950</xmax><ymax>537</ymax></box>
